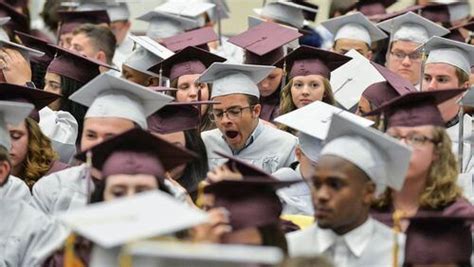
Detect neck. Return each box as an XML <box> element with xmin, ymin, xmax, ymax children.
<box><xmin>439</xmin><ymin>102</ymin><xmax>460</xmax><ymax>123</ymax></box>
<box><xmin>392</xmin><ymin>174</ymin><xmax>427</xmax><ymax>215</ymax></box>
<box><xmin>333</xmin><ymin>212</ymin><xmax>369</xmax><ymax>236</ymax></box>
<box><xmin>11</xmin><ymin>164</ymin><xmax>23</xmax><ymax>178</ymax></box>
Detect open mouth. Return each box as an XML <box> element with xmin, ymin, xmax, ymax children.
<box><xmin>225</xmin><ymin>130</ymin><xmax>239</xmax><ymax>139</ymax></box>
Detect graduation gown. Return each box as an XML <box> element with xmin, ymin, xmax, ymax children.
<box><xmin>447</xmin><ymin>114</ymin><xmax>472</xmax><ymax>173</ymax></box>
<box><xmin>112</xmin><ymin>34</ymin><xmax>134</xmax><ymax>72</ymax></box>
<box><xmin>286</xmin><ymin>218</ymin><xmax>405</xmax><ymax>267</ymax></box>
<box><xmin>0</xmin><ymin>199</ymin><xmax>68</xmax><ymax>267</ymax></box>
<box><xmin>0</xmin><ymin>175</ymin><xmax>31</xmax><ymax>202</ymax></box>
<box><xmin>209</xmin><ymin>37</ymin><xmax>244</xmax><ymax>64</ymax></box>
<box><xmin>259</xmin><ymin>89</ymin><xmax>280</xmax><ymax>122</ymax></box>
<box><xmin>273</xmin><ymin>164</ymin><xmax>313</xmax><ymax>215</ymax></box>
<box><xmin>201</xmin><ymin>120</ymin><xmax>298</xmax><ymax>173</ymax></box>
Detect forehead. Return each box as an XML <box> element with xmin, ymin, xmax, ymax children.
<box><xmin>83</xmin><ymin>117</ymin><xmax>135</xmax><ymax>132</ymax></box>
<box><xmin>387</xmin><ymin>125</ymin><xmax>434</xmax><ymax>135</ymax></box>
<box><xmin>293</xmin><ymin>74</ymin><xmax>325</xmax><ymax>82</ymax></box>
<box><xmin>177</xmin><ymin>74</ymin><xmax>200</xmax><ymax>84</ymax></box>
<box><xmin>45</xmin><ymin>72</ymin><xmax>61</xmax><ymax>82</ymax></box>
<box><xmin>106</xmin><ymin>173</ymin><xmax>158</xmax><ymax>184</ymax></box>
<box><xmin>424</xmin><ymin>63</ymin><xmax>458</xmax><ymax>76</ymax></box>
<box><xmin>334</xmin><ymin>38</ymin><xmax>368</xmax><ymax>49</ymax></box>
<box><xmin>212</xmin><ymin>94</ymin><xmax>249</xmax><ymax>108</ymax></box>
<box><xmin>391</xmin><ymin>40</ymin><xmax>420</xmax><ymax>51</ymax></box>
<box><xmin>315</xmin><ymin>155</ymin><xmax>354</xmax><ymax>175</ymax></box>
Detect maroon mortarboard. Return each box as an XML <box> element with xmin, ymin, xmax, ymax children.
<box><xmin>290</xmin><ymin>0</ymin><xmax>319</xmax><ymax>21</ymax></box>
<box><xmin>347</xmin><ymin>0</ymin><xmax>397</xmax><ymax>16</ymax></box>
<box><xmin>274</xmin><ymin>45</ymin><xmax>352</xmax><ymax>80</ymax></box>
<box><xmin>213</xmin><ymin>150</ymin><xmax>277</xmax><ymax>178</ymax></box>
<box><xmin>3</xmin><ymin>0</ymin><xmax>28</xmax><ymax>9</ymax></box>
<box><xmin>148</xmin><ymin>46</ymin><xmax>226</xmax><ymax>81</ymax></box>
<box><xmin>421</xmin><ymin>3</ymin><xmax>451</xmax><ymax>24</ymax></box>
<box><xmin>0</xmin><ymin>83</ymin><xmax>61</xmax><ymax>122</ymax></box>
<box><xmin>228</xmin><ymin>21</ymin><xmax>302</xmax><ymax>66</ymax></box>
<box><xmin>404</xmin><ymin>213</ymin><xmax>474</xmax><ymax>266</ymax></box>
<box><xmin>0</xmin><ymin>1</ymin><xmax>28</xmax><ymax>33</ymax></box>
<box><xmin>75</xmin><ymin>128</ymin><xmax>198</xmax><ymax>173</ymax></box>
<box><xmin>368</xmin><ymin>5</ymin><xmax>423</xmax><ymax>22</ymax></box>
<box><xmin>160</xmin><ymin>27</ymin><xmax>217</xmax><ymax>53</ymax></box>
<box><xmin>147</xmin><ymin>101</ymin><xmax>218</xmax><ymax>134</ymax></box>
<box><xmin>57</xmin><ymin>10</ymin><xmax>111</xmax><ymax>36</ymax></box>
<box><xmin>47</xmin><ymin>44</ymin><xmax>116</xmax><ymax>83</ymax></box>
<box><xmin>446</xmin><ymin>21</ymin><xmax>474</xmax><ymax>42</ymax></box>
<box><xmin>365</xmin><ymin>88</ymin><xmax>467</xmax><ymax>128</ymax></box>
<box><xmin>15</xmin><ymin>31</ymin><xmax>56</xmax><ymax>66</ymax></box>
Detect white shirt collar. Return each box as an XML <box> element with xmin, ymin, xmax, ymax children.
<box><xmin>316</xmin><ymin>217</ymin><xmax>375</xmax><ymax>257</ymax></box>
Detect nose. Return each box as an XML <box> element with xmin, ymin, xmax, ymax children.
<box><xmin>188</xmin><ymin>86</ymin><xmax>198</xmax><ymax>99</ymax></box>
<box><xmin>401</xmin><ymin>55</ymin><xmax>411</xmax><ymax>66</ymax></box>
<box><xmin>301</xmin><ymin>85</ymin><xmax>310</xmax><ymax>96</ymax></box>
<box><xmin>314</xmin><ymin>185</ymin><xmax>330</xmax><ymax>204</ymax></box>
<box><xmin>427</xmin><ymin>79</ymin><xmax>438</xmax><ymax>91</ymax></box>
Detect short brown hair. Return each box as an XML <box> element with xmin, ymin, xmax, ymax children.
<box><xmin>73</xmin><ymin>23</ymin><xmax>116</xmax><ymax>64</ymax></box>
<box><xmin>455</xmin><ymin>66</ymin><xmax>470</xmax><ymax>86</ymax></box>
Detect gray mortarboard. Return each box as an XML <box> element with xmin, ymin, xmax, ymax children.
<box><xmin>274</xmin><ymin>45</ymin><xmax>352</xmax><ymax>80</ymax></box>
<box><xmin>69</xmin><ymin>72</ymin><xmax>174</xmax><ymax>129</ymax></box>
<box><xmin>228</xmin><ymin>21</ymin><xmax>302</xmax><ymax>66</ymax></box>
<box><xmin>419</xmin><ymin>36</ymin><xmax>474</xmax><ymax>75</ymax></box>
<box><xmin>377</xmin><ymin>11</ymin><xmax>450</xmax><ymax>44</ymax></box>
<box><xmin>159</xmin><ymin>26</ymin><xmax>218</xmax><ymax>52</ymax></box>
<box><xmin>197</xmin><ymin>62</ymin><xmax>275</xmax><ymax>98</ymax></box>
<box><xmin>348</xmin><ymin>0</ymin><xmax>397</xmax><ymax>16</ymax></box>
<box><xmin>254</xmin><ymin>0</ymin><xmax>317</xmax><ymax>29</ymax></box>
<box><xmin>0</xmin><ymin>100</ymin><xmax>34</xmax><ymax>149</ymax></box>
<box><xmin>123</xmin><ymin>35</ymin><xmax>174</xmax><ymax>76</ymax></box>
<box><xmin>458</xmin><ymin>86</ymin><xmax>474</xmax><ymax>107</ymax></box>
<box><xmin>275</xmin><ymin>100</ymin><xmax>374</xmax><ymax>162</ymax></box>
<box><xmin>290</xmin><ymin>0</ymin><xmax>319</xmax><ymax>22</ymax></box>
<box><xmin>427</xmin><ymin>0</ymin><xmax>471</xmax><ymax>22</ymax></box>
<box><xmin>136</xmin><ymin>11</ymin><xmax>198</xmax><ymax>40</ymax></box>
<box><xmin>321</xmin><ymin>12</ymin><xmax>387</xmax><ymax>45</ymax></box>
<box><xmin>203</xmin><ymin>0</ymin><xmax>230</xmax><ymax>22</ymax></box>
<box><xmin>57</xmin><ymin>191</ymin><xmax>209</xmax><ymax>248</ymax></box>
<box><xmin>404</xmin><ymin>213</ymin><xmax>474</xmax><ymax>266</ymax></box>
<box><xmin>155</xmin><ymin>0</ymin><xmax>215</xmax><ymax>27</ymax></box>
<box><xmin>0</xmin><ymin>17</ymin><xmax>10</xmax><ymax>41</ymax></box>
<box><xmin>148</xmin><ymin>46</ymin><xmax>225</xmax><ymax>81</ymax></box>
<box><xmin>321</xmin><ymin>113</ymin><xmax>412</xmax><ymax>191</ymax></box>
<box><xmin>330</xmin><ymin>49</ymin><xmax>385</xmax><ymax>110</ymax></box>
<box><xmin>78</xmin><ymin>1</ymin><xmax>131</xmax><ymax>22</ymax></box>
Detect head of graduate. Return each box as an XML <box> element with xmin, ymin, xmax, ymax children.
<box><xmin>198</xmin><ymin>63</ymin><xmax>274</xmax><ymax>151</ymax></box>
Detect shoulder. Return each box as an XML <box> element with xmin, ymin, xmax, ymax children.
<box><xmin>261</xmin><ymin>124</ymin><xmax>297</xmax><ymax>141</ymax></box>
<box><xmin>286</xmin><ymin>224</ymin><xmax>318</xmax><ymax>256</ymax></box>
<box><xmin>46</xmin><ymin>160</ymin><xmax>71</xmax><ymax>176</ymax></box>
<box><xmin>201</xmin><ymin>129</ymin><xmax>222</xmax><ymax>141</ymax></box>
<box><xmin>1</xmin><ymin>176</ymin><xmax>31</xmax><ymax>202</ymax></box>
<box><xmin>286</xmin><ymin>223</ymin><xmax>317</xmax><ymax>242</ymax></box>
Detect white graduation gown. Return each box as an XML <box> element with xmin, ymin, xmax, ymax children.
<box><xmin>201</xmin><ymin>120</ymin><xmax>298</xmax><ymax>173</ymax></box>
<box><xmin>209</xmin><ymin>36</ymin><xmax>244</xmax><ymax>64</ymax></box>
<box><xmin>448</xmin><ymin>114</ymin><xmax>472</xmax><ymax>173</ymax></box>
<box><xmin>112</xmin><ymin>33</ymin><xmax>134</xmax><ymax>72</ymax></box>
<box><xmin>0</xmin><ymin>175</ymin><xmax>31</xmax><ymax>203</ymax></box>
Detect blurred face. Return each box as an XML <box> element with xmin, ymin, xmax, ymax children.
<box><xmin>310</xmin><ymin>155</ymin><xmax>374</xmax><ymax>235</ymax></box>
<box><xmin>295</xmin><ymin>146</ymin><xmax>316</xmax><ymax>179</ymax></box>
<box><xmin>356</xmin><ymin>96</ymin><xmax>378</xmax><ymax>122</ymax></box>
<box><xmin>333</xmin><ymin>39</ymin><xmax>372</xmax><ymax>59</ymax></box>
<box><xmin>43</xmin><ymin>72</ymin><xmax>62</xmax><ymax>111</ymax></box>
<box><xmin>103</xmin><ymin>174</ymin><xmax>158</xmax><ymax>201</ymax></box>
<box><xmin>221</xmin><ymin>227</ymin><xmax>262</xmax><ymax>245</ymax></box>
<box><xmin>258</xmin><ymin>68</ymin><xmax>283</xmax><ymax>97</ymax></box>
<box><xmin>59</xmin><ymin>32</ymin><xmax>74</xmax><ymax>49</ymax></box>
<box><xmin>291</xmin><ymin>75</ymin><xmax>326</xmax><ymax>109</ymax></box>
<box><xmin>8</xmin><ymin>121</ymin><xmax>28</xmax><ymax>170</ymax></box>
<box><xmin>176</xmin><ymin>74</ymin><xmax>210</xmax><ymax>115</ymax></box>
<box><xmin>122</xmin><ymin>65</ymin><xmax>156</xmax><ymax>87</ymax></box>
<box><xmin>386</xmin><ymin>41</ymin><xmax>422</xmax><ymax>85</ymax></box>
<box><xmin>80</xmin><ymin>117</ymin><xmax>135</xmax><ymax>151</ymax></box>
<box><xmin>153</xmin><ymin>131</ymin><xmax>187</xmax><ymax>180</ymax></box>
<box><xmin>70</xmin><ymin>33</ymin><xmax>102</xmax><ymax>62</ymax></box>
<box><xmin>110</xmin><ymin>20</ymin><xmax>131</xmax><ymax>44</ymax></box>
<box><xmin>211</xmin><ymin>94</ymin><xmax>260</xmax><ymax>151</ymax></box>
<box><xmin>386</xmin><ymin>125</ymin><xmax>436</xmax><ymax>183</ymax></box>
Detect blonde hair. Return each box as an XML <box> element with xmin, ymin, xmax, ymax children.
<box><xmin>373</xmin><ymin>126</ymin><xmax>462</xmax><ymax>209</ymax></box>
<box><xmin>278</xmin><ymin>77</ymin><xmax>335</xmax><ymax>133</ymax></box>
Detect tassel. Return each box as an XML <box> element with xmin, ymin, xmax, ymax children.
<box><xmin>195</xmin><ymin>181</ymin><xmax>207</xmax><ymax>209</ymax></box>
<box><xmin>392</xmin><ymin>210</ymin><xmax>405</xmax><ymax>267</ymax></box>
<box><xmin>118</xmin><ymin>243</ymin><xmax>132</xmax><ymax>267</ymax></box>
<box><xmin>64</xmin><ymin>234</ymin><xmax>84</xmax><ymax>267</ymax></box>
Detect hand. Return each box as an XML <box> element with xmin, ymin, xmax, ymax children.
<box><xmin>164</xmin><ymin>174</ymin><xmax>196</xmax><ymax>207</ymax></box>
<box><xmin>190</xmin><ymin>208</ymin><xmax>231</xmax><ymax>243</ymax></box>
<box><xmin>206</xmin><ymin>164</ymin><xmax>243</xmax><ymax>184</ymax></box>
<box><xmin>0</xmin><ymin>48</ymin><xmax>32</xmax><ymax>85</ymax></box>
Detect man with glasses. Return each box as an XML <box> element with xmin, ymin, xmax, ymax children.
<box><xmin>198</xmin><ymin>63</ymin><xmax>298</xmax><ymax>173</ymax></box>
<box><xmin>377</xmin><ymin>11</ymin><xmax>449</xmax><ymax>87</ymax></box>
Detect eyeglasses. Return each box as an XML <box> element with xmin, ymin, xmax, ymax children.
<box><xmin>210</xmin><ymin>106</ymin><xmax>253</xmax><ymax>121</ymax></box>
<box><xmin>389</xmin><ymin>51</ymin><xmax>422</xmax><ymax>61</ymax></box>
<box><xmin>387</xmin><ymin>133</ymin><xmax>437</xmax><ymax>147</ymax></box>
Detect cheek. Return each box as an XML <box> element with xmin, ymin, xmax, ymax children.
<box><xmin>176</xmin><ymin>90</ymin><xmax>188</xmax><ymax>101</ymax></box>
<box><xmin>409</xmin><ymin>148</ymin><xmax>434</xmax><ymax>173</ymax></box>
<box><xmin>310</xmin><ymin>87</ymin><xmax>325</xmax><ymax>101</ymax></box>
<box><xmin>200</xmin><ymin>86</ymin><xmax>210</xmax><ymax>100</ymax></box>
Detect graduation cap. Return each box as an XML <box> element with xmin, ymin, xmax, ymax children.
<box><xmin>255</xmin><ymin>1</ymin><xmax>317</xmax><ymax>29</ymax></box>
<box><xmin>47</xmin><ymin>44</ymin><xmax>116</xmax><ymax>84</ymax></box>
<box><xmin>275</xmin><ymin>100</ymin><xmax>374</xmax><ymax>162</ymax></box>
<box><xmin>421</xmin><ymin>3</ymin><xmax>451</xmax><ymax>24</ymax></box>
<box><xmin>349</xmin><ymin>0</ymin><xmax>397</xmax><ymax>16</ymax></box>
<box><xmin>136</xmin><ymin>11</ymin><xmax>200</xmax><ymax>40</ymax></box>
<box><xmin>404</xmin><ymin>213</ymin><xmax>474</xmax><ymax>266</ymax></box>
<box><xmin>445</xmin><ymin>1</ymin><xmax>471</xmax><ymax>22</ymax></box>
<box><xmin>0</xmin><ymin>100</ymin><xmax>34</xmax><ymax>149</ymax></box>
<box><xmin>78</xmin><ymin>1</ymin><xmax>131</xmax><ymax>22</ymax></box>
<box><xmin>69</xmin><ymin>72</ymin><xmax>174</xmax><ymax>129</ymax></box>
<box><xmin>419</xmin><ymin>36</ymin><xmax>474</xmax><ymax>75</ymax></box>
<box><xmin>0</xmin><ymin>83</ymin><xmax>61</xmax><ymax>122</ymax></box>
<box><xmin>148</xmin><ymin>46</ymin><xmax>225</xmax><ymax>81</ymax></box>
<box><xmin>0</xmin><ymin>29</ymin><xmax>44</xmax><ymax>59</ymax></box>
<box><xmin>377</xmin><ymin>11</ymin><xmax>450</xmax><ymax>44</ymax></box>
<box><xmin>446</xmin><ymin>20</ymin><xmax>474</xmax><ymax>42</ymax></box>
<box><xmin>321</xmin><ymin>12</ymin><xmax>387</xmax><ymax>45</ymax></box>
<box><xmin>123</xmin><ymin>35</ymin><xmax>174</xmax><ymax>77</ymax></box>
<box><xmin>75</xmin><ymin>127</ymin><xmax>198</xmax><ymax>175</ymax></box>
<box><xmin>57</xmin><ymin>190</ymin><xmax>209</xmax><ymax>248</ymax></box>
<box><xmin>147</xmin><ymin>101</ymin><xmax>218</xmax><ymax>134</ymax></box>
<box><xmin>159</xmin><ymin>27</ymin><xmax>218</xmax><ymax>52</ymax></box>
<box><xmin>155</xmin><ymin>0</ymin><xmax>215</xmax><ymax>27</ymax></box>
<box><xmin>365</xmin><ymin>88</ymin><xmax>467</xmax><ymax>128</ymax></box>
<box><xmin>198</xmin><ymin>62</ymin><xmax>275</xmax><ymax>98</ymax></box>
<box><xmin>0</xmin><ymin>1</ymin><xmax>28</xmax><ymax>33</ymax></box>
<box><xmin>204</xmin><ymin>0</ymin><xmax>230</xmax><ymax>22</ymax></box>
<box><xmin>15</xmin><ymin>31</ymin><xmax>56</xmax><ymax>67</ymax></box>
<box><xmin>368</xmin><ymin>5</ymin><xmax>424</xmax><ymax>23</ymax></box>
<box><xmin>213</xmin><ymin>150</ymin><xmax>280</xmax><ymax>178</ymax></box>
<box><xmin>322</xmin><ymin>113</ymin><xmax>411</xmax><ymax>191</ymax></box>
<box><xmin>228</xmin><ymin>21</ymin><xmax>302</xmax><ymax>66</ymax></box>
<box><xmin>290</xmin><ymin>0</ymin><xmax>319</xmax><ymax>22</ymax></box>
<box><xmin>57</xmin><ymin>10</ymin><xmax>111</xmax><ymax>36</ymax></box>
<box><xmin>274</xmin><ymin>45</ymin><xmax>352</xmax><ymax>80</ymax></box>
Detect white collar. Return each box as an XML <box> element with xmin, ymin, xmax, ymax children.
<box><xmin>316</xmin><ymin>217</ymin><xmax>375</xmax><ymax>257</ymax></box>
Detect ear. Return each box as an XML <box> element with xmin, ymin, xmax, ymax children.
<box><xmin>96</xmin><ymin>51</ymin><xmax>107</xmax><ymax>64</ymax></box>
<box><xmin>362</xmin><ymin>181</ymin><xmax>376</xmax><ymax>205</ymax></box>
<box><xmin>366</xmin><ymin>50</ymin><xmax>373</xmax><ymax>60</ymax></box>
<box><xmin>295</xmin><ymin>146</ymin><xmax>302</xmax><ymax>162</ymax></box>
<box><xmin>0</xmin><ymin>160</ymin><xmax>11</xmax><ymax>185</ymax></box>
<box><xmin>252</xmin><ymin>103</ymin><xmax>261</xmax><ymax>118</ymax></box>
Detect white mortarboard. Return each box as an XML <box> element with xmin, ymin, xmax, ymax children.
<box><xmin>78</xmin><ymin>1</ymin><xmax>131</xmax><ymax>21</ymax></box>
<box><xmin>38</xmin><ymin>107</ymin><xmax>78</xmax><ymax>164</ymax></box>
<box><xmin>202</xmin><ymin>0</ymin><xmax>230</xmax><ymax>21</ymax></box>
<box><xmin>448</xmin><ymin>2</ymin><xmax>470</xmax><ymax>22</ymax></box>
<box><xmin>322</xmin><ymin>113</ymin><xmax>412</xmax><ymax>191</ymax></box>
<box><xmin>254</xmin><ymin>1</ymin><xmax>317</xmax><ymax>29</ymax></box>
<box><xmin>155</xmin><ymin>0</ymin><xmax>215</xmax><ymax>27</ymax></box>
<box><xmin>0</xmin><ymin>101</ymin><xmax>34</xmax><ymax>149</ymax></box>
<box><xmin>136</xmin><ymin>11</ymin><xmax>199</xmax><ymax>40</ymax></box>
<box><xmin>91</xmin><ymin>241</ymin><xmax>284</xmax><ymax>267</ymax></box>
<box><xmin>123</xmin><ymin>35</ymin><xmax>174</xmax><ymax>76</ymax></box>
<box><xmin>321</xmin><ymin>12</ymin><xmax>387</xmax><ymax>45</ymax></box>
<box><xmin>420</xmin><ymin>36</ymin><xmax>474</xmax><ymax>75</ymax></box>
<box><xmin>197</xmin><ymin>62</ymin><xmax>275</xmax><ymax>98</ymax></box>
<box><xmin>331</xmin><ymin>49</ymin><xmax>385</xmax><ymax>110</ymax></box>
<box><xmin>57</xmin><ymin>191</ymin><xmax>209</xmax><ymax>248</ymax></box>
<box><xmin>69</xmin><ymin>72</ymin><xmax>173</xmax><ymax>128</ymax></box>
<box><xmin>377</xmin><ymin>11</ymin><xmax>450</xmax><ymax>44</ymax></box>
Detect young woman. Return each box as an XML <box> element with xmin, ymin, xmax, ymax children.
<box><xmin>148</xmin><ymin>46</ymin><xmax>225</xmax><ymax>132</ymax></box>
<box><xmin>275</xmin><ymin>46</ymin><xmax>351</xmax><ymax>132</ymax></box>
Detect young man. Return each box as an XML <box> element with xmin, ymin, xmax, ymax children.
<box><xmin>198</xmin><ymin>63</ymin><xmax>298</xmax><ymax>173</ymax></box>
<box><xmin>287</xmin><ymin>114</ymin><xmax>411</xmax><ymax>266</ymax></box>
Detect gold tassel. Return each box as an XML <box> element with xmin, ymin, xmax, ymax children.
<box><xmin>195</xmin><ymin>181</ymin><xmax>207</xmax><ymax>209</ymax></box>
<box><xmin>64</xmin><ymin>234</ymin><xmax>84</xmax><ymax>267</ymax></box>
<box><xmin>118</xmin><ymin>243</ymin><xmax>132</xmax><ymax>267</ymax></box>
<box><xmin>392</xmin><ymin>210</ymin><xmax>405</xmax><ymax>267</ymax></box>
